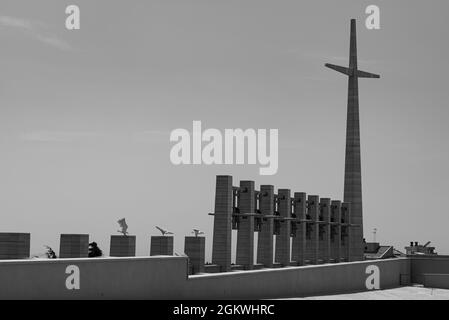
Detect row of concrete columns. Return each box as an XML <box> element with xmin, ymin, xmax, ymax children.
<box><xmin>211</xmin><ymin>175</ymin><xmax>360</xmax><ymax>272</ymax></box>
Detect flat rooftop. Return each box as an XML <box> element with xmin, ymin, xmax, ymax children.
<box><xmin>288</xmin><ymin>285</ymin><xmax>449</xmax><ymax>300</ymax></box>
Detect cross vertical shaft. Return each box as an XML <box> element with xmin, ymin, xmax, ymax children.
<box><xmin>325</xmin><ymin>19</ymin><xmax>380</xmax><ymax>261</ymax></box>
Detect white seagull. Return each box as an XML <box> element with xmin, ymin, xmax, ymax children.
<box><xmin>156</xmin><ymin>226</ymin><xmax>174</xmax><ymax>236</ymax></box>
<box><xmin>192</xmin><ymin>229</ymin><xmax>205</xmax><ymax>237</ymax></box>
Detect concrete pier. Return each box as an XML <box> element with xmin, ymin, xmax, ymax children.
<box><xmin>257</xmin><ymin>185</ymin><xmax>274</xmax><ymax>268</ymax></box>
<box><xmin>305</xmin><ymin>195</ymin><xmax>319</xmax><ymax>264</ymax></box>
<box><xmin>110</xmin><ymin>235</ymin><xmax>136</xmax><ymax>257</ymax></box>
<box><xmin>150</xmin><ymin>236</ymin><xmax>173</xmax><ymax>256</ymax></box>
<box><xmin>275</xmin><ymin>189</ymin><xmax>291</xmax><ymax>267</ymax></box>
<box><xmin>236</xmin><ymin>180</ymin><xmax>255</xmax><ymax>270</ymax></box>
<box><xmin>211</xmin><ymin>175</ymin><xmax>233</xmax><ymax>272</ymax></box>
<box><xmin>318</xmin><ymin>198</ymin><xmax>331</xmax><ymax>263</ymax></box>
<box><xmin>0</xmin><ymin>233</ymin><xmax>30</xmax><ymax>260</ymax></box>
<box><xmin>185</xmin><ymin>236</ymin><xmax>205</xmax><ymax>274</ymax></box>
<box><xmin>341</xmin><ymin>202</ymin><xmax>352</xmax><ymax>262</ymax></box>
<box><xmin>292</xmin><ymin>193</ymin><xmax>307</xmax><ymax>266</ymax></box>
<box><xmin>59</xmin><ymin>234</ymin><xmax>89</xmax><ymax>258</ymax></box>
<box><xmin>330</xmin><ymin>200</ymin><xmax>342</xmax><ymax>262</ymax></box>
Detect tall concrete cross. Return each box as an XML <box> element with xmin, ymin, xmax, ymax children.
<box><xmin>325</xmin><ymin>19</ymin><xmax>379</xmax><ymax>261</ymax></box>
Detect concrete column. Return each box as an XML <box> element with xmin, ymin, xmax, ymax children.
<box><xmin>341</xmin><ymin>202</ymin><xmax>351</xmax><ymax>262</ymax></box>
<box><xmin>211</xmin><ymin>175</ymin><xmax>233</xmax><ymax>272</ymax></box>
<box><xmin>150</xmin><ymin>236</ymin><xmax>173</xmax><ymax>256</ymax></box>
<box><xmin>0</xmin><ymin>233</ymin><xmax>30</xmax><ymax>260</ymax></box>
<box><xmin>185</xmin><ymin>236</ymin><xmax>205</xmax><ymax>274</ymax></box>
<box><xmin>292</xmin><ymin>193</ymin><xmax>306</xmax><ymax>266</ymax></box>
<box><xmin>59</xmin><ymin>234</ymin><xmax>89</xmax><ymax>258</ymax></box>
<box><xmin>236</xmin><ymin>180</ymin><xmax>255</xmax><ymax>270</ymax></box>
<box><xmin>330</xmin><ymin>200</ymin><xmax>342</xmax><ymax>262</ymax></box>
<box><xmin>319</xmin><ymin>198</ymin><xmax>331</xmax><ymax>263</ymax></box>
<box><xmin>257</xmin><ymin>185</ymin><xmax>274</xmax><ymax>268</ymax></box>
<box><xmin>305</xmin><ymin>195</ymin><xmax>319</xmax><ymax>264</ymax></box>
<box><xmin>347</xmin><ymin>202</ymin><xmax>362</xmax><ymax>261</ymax></box>
<box><xmin>110</xmin><ymin>235</ymin><xmax>136</xmax><ymax>257</ymax></box>
<box><xmin>275</xmin><ymin>189</ymin><xmax>291</xmax><ymax>267</ymax></box>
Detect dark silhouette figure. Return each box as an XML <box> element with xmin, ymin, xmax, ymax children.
<box><xmin>88</xmin><ymin>242</ymin><xmax>103</xmax><ymax>258</ymax></box>
<box><xmin>45</xmin><ymin>246</ymin><xmax>57</xmax><ymax>259</ymax></box>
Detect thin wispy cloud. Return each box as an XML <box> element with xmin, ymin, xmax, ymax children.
<box><xmin>19</xmin><ymin>130</ymin><xmax>169</xmax><ymax>144</ymax></box>
<box><xmin>0</xmin><ymin>15</ymin><xmax>72</xmax><ymax>51</ymax></box>
<box><xmin>19</xmin><ymin>131</ymin><xmax>104</xmax><ymax>143</ymax></box>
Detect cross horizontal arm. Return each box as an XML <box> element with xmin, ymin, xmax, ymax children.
<box><xmin>325</xmin><ymin>63</ymin><xmax>351</xmax><ymax>76</ymax></box>
<box><xmin>356</xmin><ymin>69</ymin><xmax>380</xmax><ymax>78</ymax></box>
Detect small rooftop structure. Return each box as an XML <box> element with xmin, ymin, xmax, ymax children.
<box><xmin>363</xmin><ymin>240</ymin><xmax>396</xmax><ymax>260</ymax></box>
<box><xmin>405</xmin><ymin>241</ymin><xmax>437</xmax><ymax>255</ymax></box>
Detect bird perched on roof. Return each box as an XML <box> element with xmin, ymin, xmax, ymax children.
<box><xmin>155</xmin><ymin>226</ymin><xmax>174</xmax><ymax>236</ymax></box>
<box><xmin>191</xmin><ymin>229</ymin><xmax>205</xmax><ymax>237</ymax></box>
<box><xmin>117</xmin><ymin>218</ymin><xmax>129</xmax><ymax>236</ymax></box>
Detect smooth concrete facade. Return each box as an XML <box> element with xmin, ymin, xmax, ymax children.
<box><xmin>187</xmin><ymin>258</ymin><xmax>410</xmax><ymax>300</ymax></box>
<box><xmin>0</xmin><ymin>256</ymin><xmax>187</xmax><ymax>299</ymax></box>
<box><xmin>0</xmin><ymin>256</ymin><xmax>410</xmax><ymax>299</ymax></box>
<box><xmin>409</xmin><ymin>255</ymin><xmax>449</xmax><ymax>286</ymax></box>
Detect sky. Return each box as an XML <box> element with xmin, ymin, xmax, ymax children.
<box><xmin>0</xmin><ymin>0</ymin><xmax>448</xmax><ymax>261</ymax></box>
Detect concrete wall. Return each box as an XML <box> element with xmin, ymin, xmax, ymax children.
<box><xmin>409</xmin><ymin>255</ymin><xmax>449</xmax><ymax>286</ymax></box>
<box><xmin>0</xmin><ymin>256</ymin><xmax>409</xmax><ymax>299</ymax></box>
<box><xmin>0</xmin><ymin>256</ymin><xmax>187</xmax><ymax>300</ymax></box>
<box><xmin>422</xmin><ymin>274</ymin><xmax>449</xmax><ymax>289</ymax></box>
<box><xmin>186</xmin><ymin>258</ymin><xmax>409</xmax><ymax>299</ymax></box>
